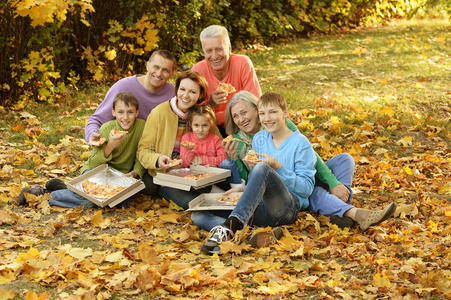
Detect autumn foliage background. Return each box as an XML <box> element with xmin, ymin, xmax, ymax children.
<box><xmin>1</xmin><ymin>0</ymin><xmax>449</xmax><ymax>107</ymax></box>
<box><xmin>0</xmin><ymin>0</ymin><xmax>450</xmax><ymax>299</ymax></box>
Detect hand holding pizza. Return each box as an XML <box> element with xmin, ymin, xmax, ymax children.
<box><xmin>158</xmin><ymin>155</ymin><xmax>172</xmax><ymax>170</ymax></box>
<box><xmin>89</xmin><ymin>132</ymin><xmax>106</xmax><ymax>147</ymax></box>
<box><xmin>209</xmin><ymin>89</ymin><xmax>228</xmax><ymax>107</ymax></box>
<box><xmin>258</xmin><ymin>153</ymin><xmax>282</xmax><ymax>170</ymax></box>
<box><xmin>223</xmin><ymin>138</ymin><xmax>239</xmax><ymax>160</ymax></box>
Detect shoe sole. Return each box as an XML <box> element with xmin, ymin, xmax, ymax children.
<box><xmin>360</xmin><ymin>202</ymin><xmax>397</xmax><ymax>231</ymax></box>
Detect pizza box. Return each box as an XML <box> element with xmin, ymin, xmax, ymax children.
<box><xmin>187</xmin><ymin>192</ymin><xmax>243</xmax><ymax>211</ymax></box>
<box><xmin>153</xmin><ymin>165</ymin><xmax>231</xmax><ymax>191</ymax></box>
<box><xmin>67</xmin><ymin>164</ymin><xmax>145</xmax><ymax>208</ymax></box>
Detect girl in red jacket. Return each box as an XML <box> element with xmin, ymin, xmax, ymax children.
<box><xmin>181</xmin><ymin>105</ymin><xmax>243</xmax><ymax>187</ymax></box>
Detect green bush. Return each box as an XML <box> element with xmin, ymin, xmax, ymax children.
<box><xmin>0</xmin><ymin>0</ymin><xmax>438</xmax><ymax>107</ymax></box>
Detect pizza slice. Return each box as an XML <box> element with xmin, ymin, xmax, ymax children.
<box><xmin>167</xmin><ymin>158</ymin><xmax>183</xmax><ymax>168</ymax></box>
<box><xmin>181</xmin><ymin>141</ymin><xmax>197</xmax><ymax>149</ymax></box>
<box><xmin>90</xmin><ymin>137</ymin><xmax>106</xmax><ymax>147</ymax></box>
<box><xmin>223</xmin><ymin>135</ymin><xmax>245</xmax><ymax>143</ymax></box>
<box><xmin>82</xmin><ymin>179</ymin><xmax>126</xmax><ymax>199</ymax></box>
<box><xmin>243</xmin><ymin>150</ymin><xmax>263</xmax><ymax>163</ymax></box>
<box><xmin>217</xmin><ymin>82</ymin><xmax>236</xmax><ymax>94</ymax></box>
<box><xmin>111</xmin><ymin>128</ymin><xmax>127</xmax><ymax>137</ymax></box>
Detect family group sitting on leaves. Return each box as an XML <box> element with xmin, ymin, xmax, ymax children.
<box><xmin>19</xmin><ymin>25</ymin><xmax>397</xmax><ymax>255</ymax></box>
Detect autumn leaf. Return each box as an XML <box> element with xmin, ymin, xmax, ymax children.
<box><xmin>91</xmin><ymin>210</ymin><xmax>111</xmax><ymax>228</ymax></box>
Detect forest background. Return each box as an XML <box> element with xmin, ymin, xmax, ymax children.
<box><xmin>0</xmin><ymin>0</ymin><xmax>449</xmax><ymax>106</ymax></box>
<box><xmin>0</xmin><ymin>0</ymin><xmax>450</xmax><ymax>299</ymax></box>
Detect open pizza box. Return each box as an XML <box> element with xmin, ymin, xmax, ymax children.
<box><xmin>153</xmin><ymin>165</ymin><xmax>231</xmax><ymax>191</ymax></box>
<box><xmin>187</xmin><ymin>192</ymin><xmax>243</xmax><ymax>211</ymax></box>
<box><xmin>67</xmin><ymin>164</ymin><xmax>145</xmax><ymax>208</ymax></box>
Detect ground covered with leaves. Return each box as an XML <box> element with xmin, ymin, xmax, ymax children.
<box><xmin>0</xmin><ymin>19</ymin><xmax>450</xmax><ymax>299</ymax></box>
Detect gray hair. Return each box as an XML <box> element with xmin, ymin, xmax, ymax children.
<box><xmin>225</xmin><ymin>91</ymin><xmax>259</xmax><ymax>136</ymax></box>
<box><xmin>200</xmin><ymin>25</ymin><xmax>231</xmax><ymax>48</ymax></box>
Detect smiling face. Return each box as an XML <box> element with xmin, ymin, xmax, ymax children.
<box><xmin>176</xmin><ymin>78</ymin><xmax>201</xmax><ymax>113</ymax></box>
<box><xmin>145</xmin><ymin>54</ymin><xmax>174</xmax><ymax>92</ymax></box>
<box><xmin>230</xmin><ymin>100</ymin><xmax>260</xmax><ymax>135</ymax></box>
<box><xmin>112</xmin><ymin>100</ymin><xmax>139</xmax><ymax>130</ymax></box>
<box><xmin>191</xmin><ymin>114</ymin><xmax>211</xmax><ymax>139</ymax></box>
<box><xmin>257</xmin><ymin>103</ymin><xmax>287</xmax><ymax>135</ymax></box>
<box><xmin>202</xmin><ymin>36</ymin><xmax>231</xmax><ymax>76</ymax></box>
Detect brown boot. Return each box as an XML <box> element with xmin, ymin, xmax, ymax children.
<box><xmin>356</xmin><ymin>202</ymin><xmax>397</xmax><ymax>231</ymax></box>
<box><xmin>248</xmin><ymin>227</ymin><xmax>283</xmax><ymax>248</ymax></box>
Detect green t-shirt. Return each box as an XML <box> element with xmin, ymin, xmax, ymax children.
<box><xmin>80</xmin><ymin>119</ymin><xmax>146</xmax><ymax>178</ymax></box>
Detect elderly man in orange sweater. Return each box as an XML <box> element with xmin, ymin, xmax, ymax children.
<box><xmin>192</xmin><ymin>25</ymin><xmax>261</xmax><ymax>136</ymax></box>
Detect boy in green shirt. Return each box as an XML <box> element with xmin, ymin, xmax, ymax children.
<box><xmin>19</xmin><ymin>92</ymin><xmax>145</xmax><ymax>208</ymax></box>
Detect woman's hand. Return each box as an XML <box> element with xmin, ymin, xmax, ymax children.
<box><xmin>257</xmin><ymin>153</ymin><xmax>282</xmax><ymax>170</ymax></box>
<box><xmin>158</xmin><ymin>155</ymin><xmax>171</xmax><ymax>169</ymax></box>
<box><xmin>224</xmin><ymin>186</ymin><xmax>245</xmax><ymax>195</ymax></box>
<box><xmin>330</xmin><ymin>184</ymin><xmax>350</xmax><ymax>202</ymax></box>
<box><xmin>124</xmin><ymin>172</ymin><xmax>138</xmax><ymax>178</ymax></box>
<box><xmin>223</xmin><ymin>139</ymin><xmax>239</xmax><ymax>160</ymax></box>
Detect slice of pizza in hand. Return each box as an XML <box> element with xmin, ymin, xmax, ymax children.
<box><xmin>223</xmin><ymin>135</ymin><xmax>245</xmax><ymax>143</ymax></box>
<box><xmin>217</xmin><ymin>82</ymin><xmax>236</xmax><ymax>94</ymax></box>
<box><xmin>243</xmin><ymin>150</ymin><xmax>262</xmax><ymax>163</ymax></box>
<box><xmin>90</xmin><ymin>137</ymin><xmax>106</xmax><ymax>147</ymax></box>
<box><xmin>167</xmin><ymin>158</ymin><xmax>183</xmax><ymax>168</ymax></box>
<box><xmin>181</xmin><ymin>141</ymin><xmax>197</xmax><ymax>149</ymax></box>
<box><xmin>111</xmin><ymin>128</ymin><xmax>127</xmax><ymax>137</ymax></box>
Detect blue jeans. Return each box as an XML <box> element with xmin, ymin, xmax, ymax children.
<box><xmin>49</xmin><ymin>189</ymin><xmax>96</xmax><ymax>208</ymax></box>
<box><xmin>219</xmin><ymin>159</ymin><xmax>241</xmax><ymax>184</ymax></box>
<box><xmin>49</xmin><ymin>188</ymin><xmax>134</xmax><ymax>208</ymax></box>
<box><xmin>230</xmin><ymin>162</ymin><xmax>300</xmax><ymax>227</ymax></box>
<box><xmin>192</xmin><ymin>153</ymin><xmax>355</xmax><ymax>231</ymax></box>
<box><xmin>192</xmin><ymin>163</ymin><xmax>300</xmax><ymax>230</ymax></box>
<box><xmin>308</xmin><ymin>153</ymin><xmax>355</xmax><ymax>217</ymax></box>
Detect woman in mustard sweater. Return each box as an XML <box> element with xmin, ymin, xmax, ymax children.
<box><xmin>137</xmin><ymin>70</ymin><xmax>221</xmax><ymax>207</ymax></box>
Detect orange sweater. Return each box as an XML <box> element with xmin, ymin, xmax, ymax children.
<box><xmin>192</xmin><ymin>54</ymin><xmax>261</xmax><ymax>126</ymax></box>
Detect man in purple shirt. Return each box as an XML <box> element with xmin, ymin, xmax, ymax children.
<box><xmin>85</xmin><ymin>50</ymin><xmax>177</xmax><ymax>145</ymax></box>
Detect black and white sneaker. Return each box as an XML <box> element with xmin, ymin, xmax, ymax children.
<box><xmin>201</xmin><ymin>225</ymin><xmax>234</xmax><ymax>255</ymax></box>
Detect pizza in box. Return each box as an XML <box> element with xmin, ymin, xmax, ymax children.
<box><xmin>82</xmin><ymin>179</ymin><xmax>126</xmax><ymax>199</ymax></box>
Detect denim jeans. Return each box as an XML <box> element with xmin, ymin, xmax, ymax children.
<box><xmin>230</xmin><ymin>162</ymin><xmax>300</xmax><ymax>227</ymax></box>
<box><xmin>219</xmin><ymin>159</ymin><xmax>241</xmax><ymax>184</ymax></box>
<box><xmin>191</xmin><ymin>210</ymin><xmax>232</xmax><ymax>231</ymax></box>
<box><xmin>49</xmin><ymin>189</ymin><xmax>96</xmax><ymax>208</ymax></box>
<box><xmin>308</xmin><ymin>153</ymin><xmax>355</xmax><ymax>217</ymax></box>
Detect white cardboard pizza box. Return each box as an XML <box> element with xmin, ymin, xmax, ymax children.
<box><xmin>153</xmin><ymin>165</ymin><xmax>231</xmax><ymax>191</ymax></box>
<box><xmin>67</xmin><ymin>164</ymin><xmax>145</xmax><ymax>208</ymax></box>
<box><xmin>187</xmin><ymin>192</ymin><xmax>243</xmax><ymax>211</ymax></box>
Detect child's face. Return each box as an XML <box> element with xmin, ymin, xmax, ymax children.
<box><xmin>257</xmin><ymin>103</ymin><xmax>287</xmax><ymax>134</ymax></box>
<box><xmin>191</xmin><ymin>114</ymin><xmax>210</xmax><ymax>139</ymax></box>
<box><xmin>112</xmin><ymin>101</ymin><xmax>139</xmax><ymax>130</ymax></box>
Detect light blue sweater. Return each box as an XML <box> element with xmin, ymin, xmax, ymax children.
<box><xmin>252</xmin><ymin>130</ymin><xmax>316</xmax><ymax>209</ymax></box>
